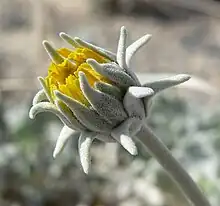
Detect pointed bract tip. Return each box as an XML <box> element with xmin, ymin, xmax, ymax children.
<box><xmin>37</xmin><ymin>76</ymin><xmax>43</xmax><ymax>81</ymax></box>
<box><xmin>37</xmin><ymin>76</ymin><xmax>44</xmax><ymax>84</ymax></box>
<box><xmin>29</xmin><ymin>110</ymin><xmax>34</xmax><ymax>119</ymax></box>
<box><xmin>86</xmin><ymin>59</ymin><xmax>101</xmax><ymax>72</ymax></box>
<box><xmin>131</xmin><ymin>148</ymin><xmax>138</xmax><ymax>156</ymax></box>
<box><xmin>60</xmin><ymin>32</ymin><xmax>79</xmax><ymax>48</ymax></box>
<box><xmin>128</xmin><ymin>86</ymin><xmax>154</xmax><ymax>98</ymax></box>
<box><xmin>121</xmin><ymin>26</ymin><xmax>127</xmax><ymax>32</ymax></box>
<box><xmin>83</xmin><ymin>169</ymin><xmax>89</xmax><ymax>174</ymax></box>
<box><xmin>144</xmin><ymin>34</ymin><xmax>152</xmax><ymax>40</ymax></box>
<box><xmin>78</xmin><ymin>71</ymin><xmax>91</xmax><ymax>93</ymax></box>
<box><xmin>120</xmin><ymin>26</ymin><xmax>127</xmax><ymax>37</ymax></box>
<box><xmin>78</xmin><ymin>71</ymin><xmax>87</xmax><ymax>86</ymax></box>
<box><xmin>52</xmin><ymin>150</ymin><xmax>58</xmax><ymax>159</ymax></box>
<box><xmin>42</xmin><ymin>40</ymin><xmax>49</xmax><ymax>47</ymax></box>
<box><xmin>52</xmin><ymin>144</ymin><xmax>62</xmax><ymax>159</ymax></box>
<box><xmin>53</xmin><ymin>144</ymin><xmax>62</xmax><ymax>159</ymax></box>
<box><xmin>53</xmin><ymin>126</ymin><xmax>76</xmax><ymax>159</ymax></box>
<box><xmin>42</xmin><ymin>40</ymin><xmax>54</xmax><ymax>53</ymax></box>
<box><xmin>121</xmin><ymin>134</ymin><xmax>138</xmax><ymax>155</ymax></box>
<box><xmin>59</xmin><ymin>32</ymin><xmax>66</xmax><ymax>38</ymax></box>
<box><xmin>54</xmin><ymin>90</ymin><xmax>61</xmax><ymax>98</ymax></box>
<box><xmin>82</xmin><ymin>166</ymin><xmax>89</xmax><ymax>174</ymax></box>
<box><xmin>42</xmin><ymin>40</ymin><xmax>63</xmax><ymax>64</ymax></box>
<box><xmin>86</xmin><ymin>58</ymin><xmax>100</xmax><ymax>67</ymax></box>
<box><xmin>176</xmin><ymin>74</ymin><xmax>191</xmax><ymax>82</ymax></box>
<box><xmin>126</xmin><ymin>142</ymin><xmax>138</xmax><ymax>155</ymax></box>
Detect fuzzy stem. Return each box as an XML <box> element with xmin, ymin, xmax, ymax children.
<box><xmin>135</xmin><ymin>124</ymin><xmax>211</xmax><ymax>206</ymax></box>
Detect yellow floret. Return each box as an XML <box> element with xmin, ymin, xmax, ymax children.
<box><xmin>44</xmin><ymin>47</ymin><xmax>111</xmax><ymax>106</ymax></box>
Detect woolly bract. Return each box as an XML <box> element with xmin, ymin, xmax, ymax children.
<box><xmin>29</xmin><ymin>27</ymin><xmax>190</xmax><ymax>173</ymax></box>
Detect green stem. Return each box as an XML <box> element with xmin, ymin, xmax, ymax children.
<box><xmin>135</xmin><ymin>124</ymin><xmax>211</xmax><ymax>206</ymax></box>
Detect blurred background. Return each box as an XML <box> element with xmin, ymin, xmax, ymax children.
<box><xmin>1</xmin><ymin>0</ymin><xmax>220</xmax><ymax>205</ymax></box>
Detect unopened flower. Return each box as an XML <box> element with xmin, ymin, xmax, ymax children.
<box><xmin>29</xmin><ymin>26</ymin><xmax>190</xmax><ymax>173</ymax></box>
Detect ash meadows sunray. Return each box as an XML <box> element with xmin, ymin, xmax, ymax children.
<box><xmin>29</xmin><ymin>26</ymin><xmax>210</xmax><ymax>206</ymax></box>
<box><xmin>29</xmin><ymin>26</ymin><xmax>188</xmax><ymax>172</ymax></box>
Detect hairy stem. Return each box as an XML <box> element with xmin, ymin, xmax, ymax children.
<box><xmin>135</xmin><ymin>124</ymin><xmax>211</xmax><ymax>206</ymax></box>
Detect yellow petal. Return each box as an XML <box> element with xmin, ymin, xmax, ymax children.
<box><xmin>44</xmin><ymin>47</ymin><xmax>111</xmax><ymax>106</ymax></box>
<box><xmin>57</xmin><ymin>48</ymin><xmax>72</xmax><ymax>58</ymax></box>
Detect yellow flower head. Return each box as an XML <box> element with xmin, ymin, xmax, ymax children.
<box><xmin>43</xmin><ymin>44</ymin><xmax>111</xmax><ymax>106</ymax></box>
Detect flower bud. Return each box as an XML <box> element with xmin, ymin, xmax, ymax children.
<box><xmin>29</xmin><ymin>26</ymin><xmax>190</xmax><ymax>173</ymax></box>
